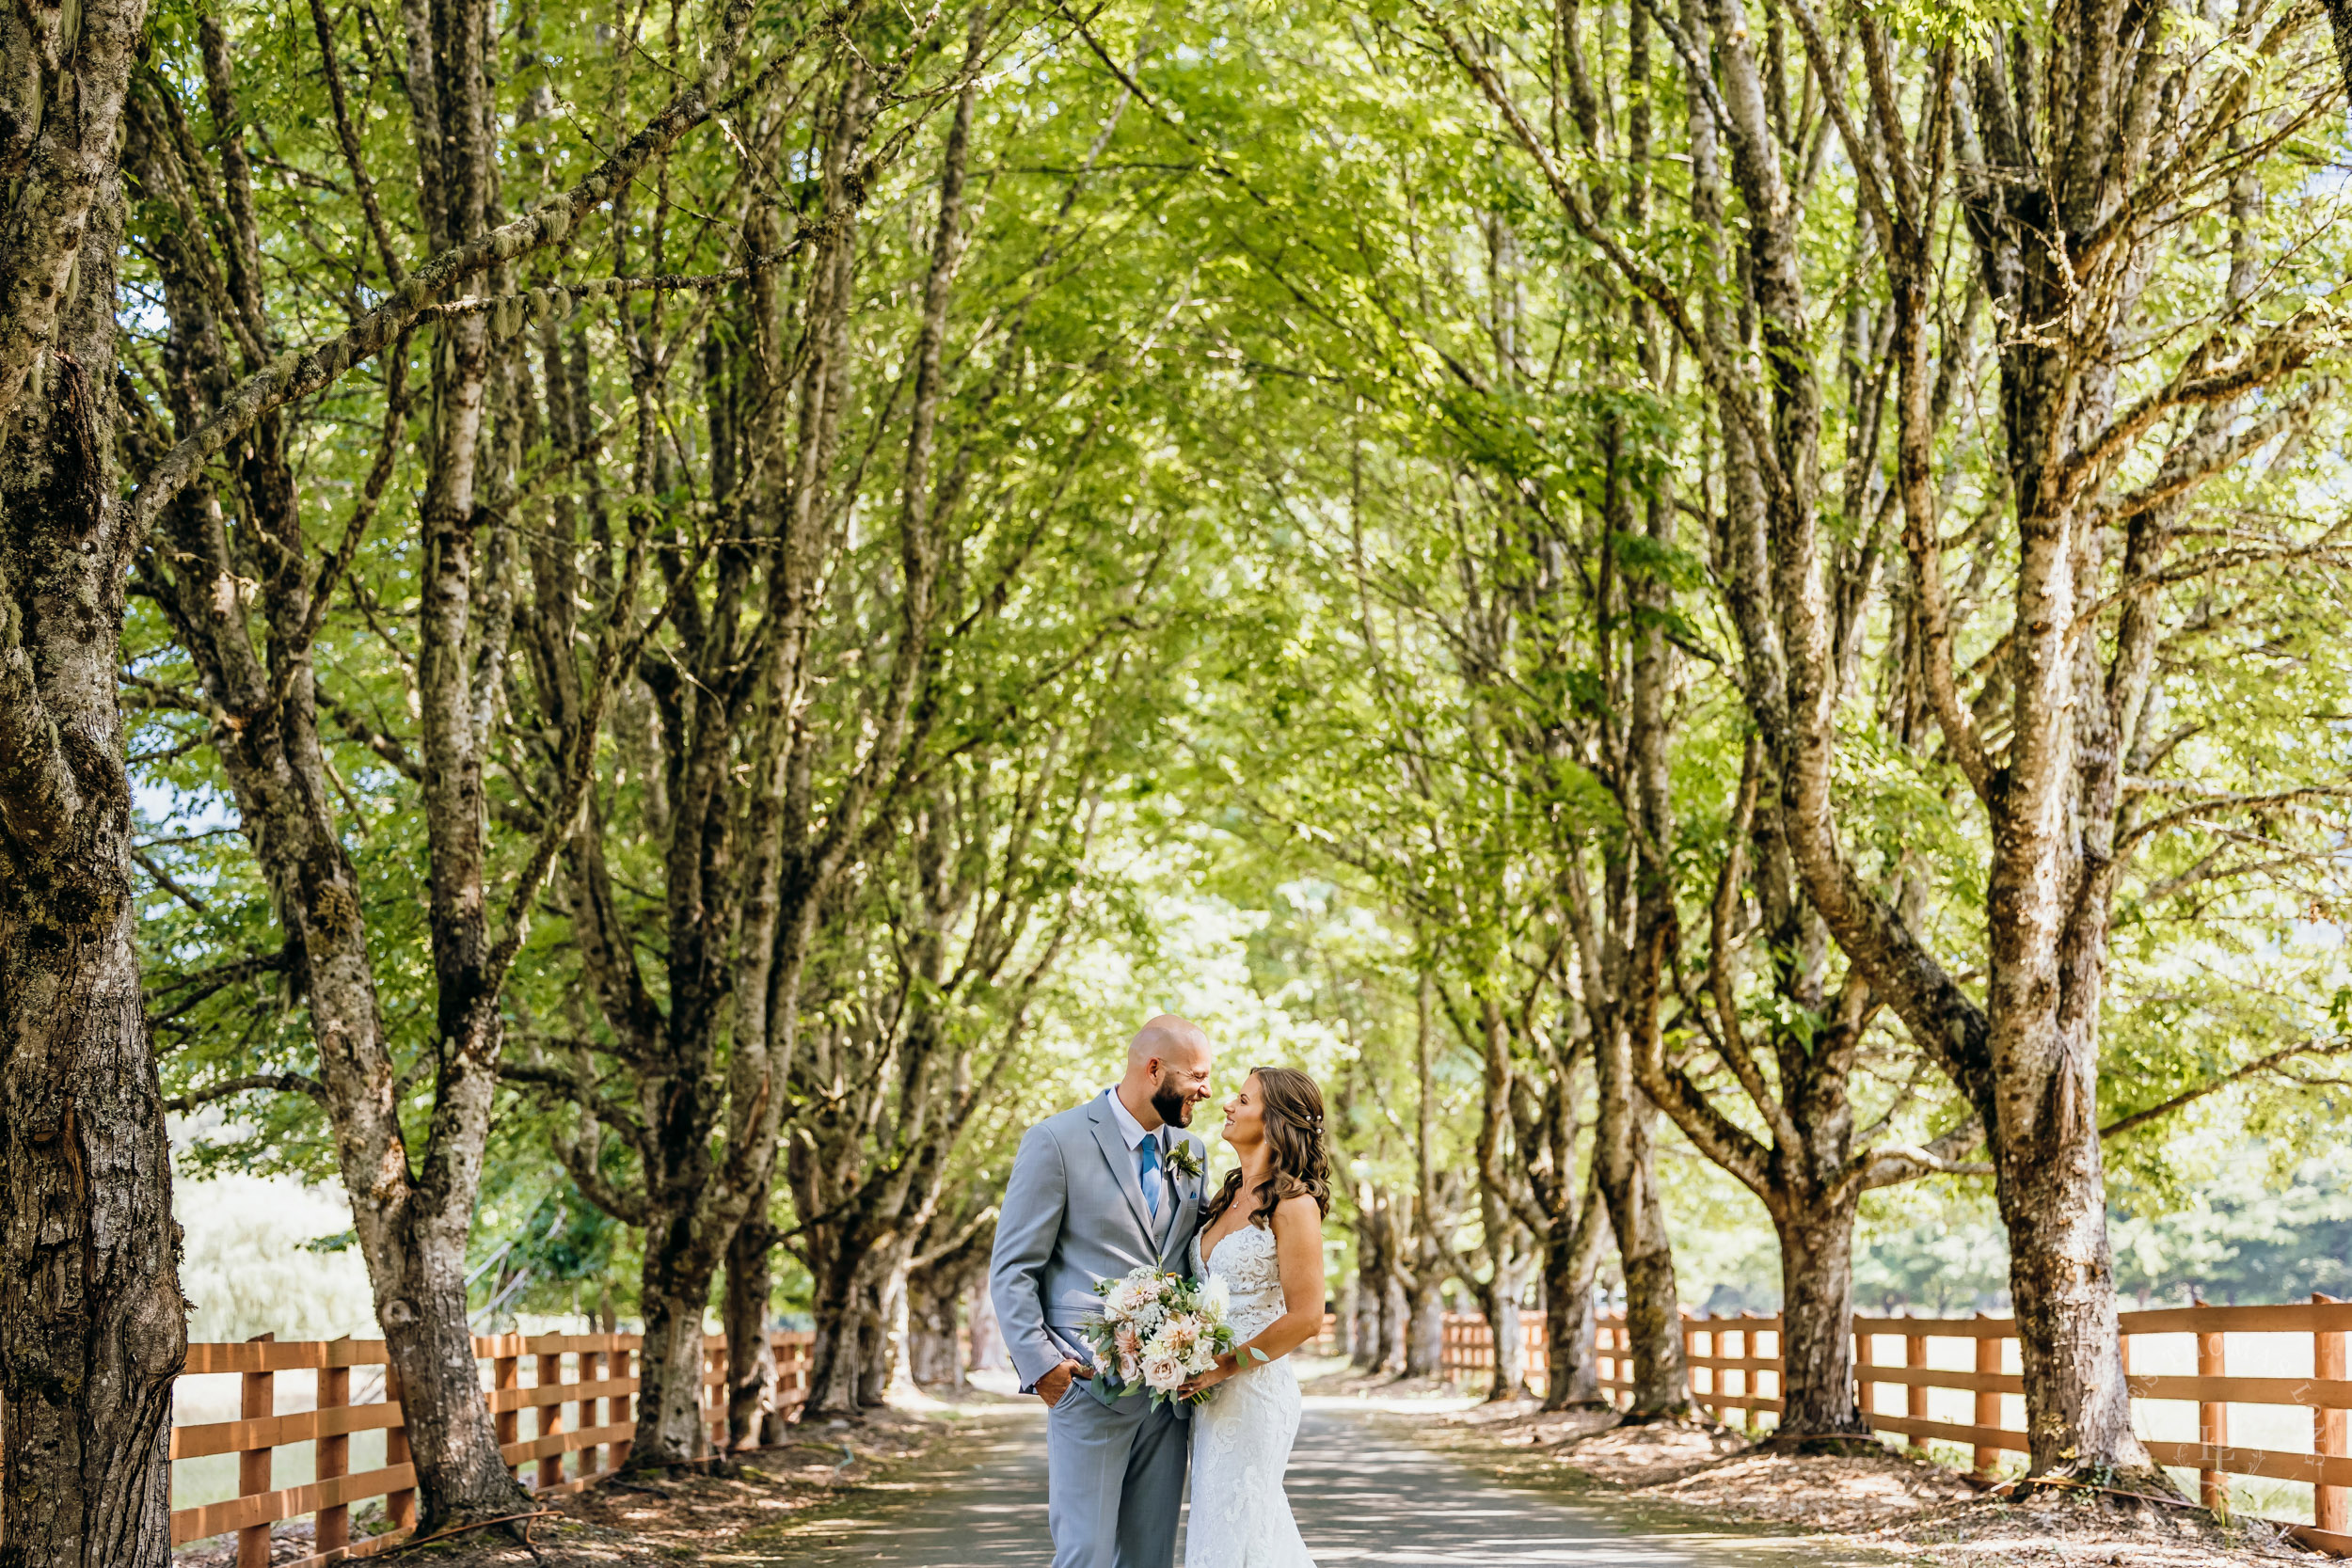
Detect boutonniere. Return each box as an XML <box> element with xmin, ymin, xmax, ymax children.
<box><xmin>1165</xmin><ymin>1140</ymin><xmax>1204</xmax><ymax>1182</ymax></box>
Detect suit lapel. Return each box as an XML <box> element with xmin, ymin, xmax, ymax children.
<box><xmin>1161</xmin><ymin>1136</ymin><xmax>1200</xmax><ymax>1263</ymax></box>
<box><xmin>1089</xmin><ymin>1099</ymin><xmax>1157</xmax><ymax>1243</ymax></box>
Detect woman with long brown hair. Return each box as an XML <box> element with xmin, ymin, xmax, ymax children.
<box><xmin>1177</xmin><ymin>1065</ymin><xmax>1329</xmax><ymax>1567</ymax></box>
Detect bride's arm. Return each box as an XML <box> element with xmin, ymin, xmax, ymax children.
<box><xmin>1181</xmin><ymin>1196</ymin><xmax>1327</xmax><ymax>1393</ymax></box>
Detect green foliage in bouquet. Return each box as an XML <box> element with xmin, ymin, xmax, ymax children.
<box><xmin>1082</xmin><ymin>1264</ymin><xmax>1240</xmax><ymax>1408</ymax></box>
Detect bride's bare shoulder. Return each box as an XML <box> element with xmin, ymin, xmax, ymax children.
<box><xmin>1269</xmin><ymin>1194</ymin><xmax>1322</xmax><ymax>1236</ymax></box>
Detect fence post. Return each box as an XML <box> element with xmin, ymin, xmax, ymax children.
<box><xmin>318</xmin><ymin>1342</ymin><xmax>350</xmax><ymax>1555</ymax></box>
<box><xmin>1970</xmin><ymin>1312</ymin><xmax>1999</xmax><ymax>1484</ymax></box>
<box><xmin>494</xmin><ymin>1344</ymin><xmax>521</xmax><ymax>1475</ymax></box>
<box><xmin>1863</xmin><ymin>1325</ymin><xmax>1882</xmax><ymax>1438</ymax></box>
<box><xmin>238</xmin><ymin>1332</ymin><xmax>276</xmax><ymax>1568</ymax></box>
<box><xmin>580</xmin><ymin>1346</ymin><xmax>602</xmax><ymax>1480</ymax></box>
<box><xmin>1740</xmin><ymin>1309</ymin><xmax>1766</xmax><ymax>1433</ymax></box>
<box><xmin>2196</xmin><ymin>1314</ymin><xmax>2227</xmax><ymax>1512</ymax></box>
<box><xmin>1907</xmin><ymin>1325</ymin><xmax>1928</xmax><ymax>1450</ymax></box>
<box><xmin>2317</xmin><ymin>1291</ymin><xmax>2346</xmax><ymax>1535</ymax></box>
<box><xmin>384</xmin><ymin>1364</ymin><xmax>417</xmax><ymax>1531</ymax></box>
<box><xmin>1856</xmin><ymin>1323</ymin><xmax>1877</xmax><ymax>1434</ymax></box>
<box><xmin>1615</xmin><ymin>1318</ymin><xmax>1629</xmax><ymax>1410</ymax></box>
<box><xmin>537</xmin><ymin>1348</ymin><xmax>564</xmax><ymax>1489</ymax></box>
<box><xmin>613</xmin><ymin>1346</ymin><xmax>634</xmax><ymax>1471</ymax></box>
<box><xmin>1683</xmin><ymin>1315</ymin><xmax>1700</xmax><ymax>1412</ymax></box>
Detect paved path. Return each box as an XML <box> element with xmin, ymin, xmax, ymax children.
<box><xmin>750</xmin><ymin>1402</ymin><xmax>1874</xmax><ymax>1567</ymax></box>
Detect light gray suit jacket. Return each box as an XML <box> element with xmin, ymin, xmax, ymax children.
<box><xmin>990</xmin><ymin>1093</ymin><xmax>1208</xmax><ymax>1397</ymax></box>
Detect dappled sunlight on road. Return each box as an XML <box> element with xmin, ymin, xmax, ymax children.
<box><xmin>747</xmin><ymin>1404</ymin><xmax>1899</xmax><ymax>1567</ymax></box>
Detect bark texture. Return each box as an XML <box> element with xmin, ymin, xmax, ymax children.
<box><xmin>0</xmin><ymin>0</ymin><xmax>184</xmax><ymax>1553</ymax></box>
<box><xmin>723</xmin><ymin>1193</ymin><xmax>785</xmax><ymax>1449</ymax></box>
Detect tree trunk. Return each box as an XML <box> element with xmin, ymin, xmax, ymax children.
<box><xmin>1543</xmin><ymin>1265</ymin><xmax>1600</xmax><ymax>1410</ymax></box>
<box><xmin>799</xmin><ymin>1233</ymin><xmax>869</xmax><ymax>1418</ymax></box>
<box><xmin>1349</xmin><ymin>1194</ymin><xmax>1394</xmax><ymax>1371</ymax></box>
<box><xmin>0</xmin><ymin>155</ymin><xmax>185</xmax><ymax>1568</ymax></box>
<box><xmin>0</xmin><ymin>748</ymin><xmax>184</xmax><ymax>1568</ymax></box>
<box><xmin>1994</xmin><ymin>1053</ymin><xmax>2141</xmax><ymax>1474</ymax></box>
<box><xmin>865</xmin><ymin>1268</ymin><xmax>904</xmax><ymax>1406</ymax></box>
<box><xmin>1772</xmin><ymin>1193</ymin><xmax>1870</xmax><ymax>1438</ymax></box>
<box><xmin>1470</xmin><ymin>1259</ymin><xmax>1534</xmax><ymax>1402</ymax></box>
<box><xmin>374</xmin><ymin>1237</ymin><xmax>526</xmax><ymax>1517</ymax></box>
<box><xmin>723</xmin><ymin>1203</ymin><xmax>780</xmax><ymax>1450</ymax></box>
<box><xmin>1404</xmin><ymin>1281</ymin><xmax>1447</xmax><ymax>1380</ymax></box>
<box><xmin>1351</xmin><ymin>1267</ymin><xmax>1384</xmax><ymax>1370</ymax></box>
<box><xmin>1332</xmin><ymin>1275</ymin><xmax>1358</xmax><ymax>1360</ymax></box>
<box><xmin>632</xmin><ymin>1267</ymin><xmax>714</xmax><ymax>1466</ymax></box>
<box><xmin>1540</xmin><ymin>1185</ymin><xmax>1608</xmax><ymax>1411</ymax></box>
<box><xmin>906</xmin><ymin>1274</ymin><xmax>962</xmax><ymax>1388</ymax></box>
<box><xmin>966</xmin><ymin>1281</ymin><xmax>1003</xmax><ymax>1371</ymax></box>
<box><xmin>1593</xmin><ymin>1013</ymin><xmax>1687</xmax><ymax>1417</ymax></box>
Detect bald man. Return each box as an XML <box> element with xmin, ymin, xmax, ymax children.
<box><xmin>990</xmin><ymin>1016</ymin><xmax>1216</xmax><ymax>1568</ymax></box>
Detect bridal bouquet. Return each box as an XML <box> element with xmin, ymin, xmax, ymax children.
<box><xmin>1079</xmin><ymin>1265</ymin><xmax>1235</xmax><ymax>1407</ymax></box>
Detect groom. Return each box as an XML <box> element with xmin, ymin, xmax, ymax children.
<box><xmin>991</xmin><ymin>1015</ymin><xmax>1216</xmax><ymax>1568</ymax></box>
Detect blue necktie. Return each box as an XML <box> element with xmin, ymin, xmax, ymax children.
<box><xmin>1137</xmin><ymin>1134</ymin><xmax>1162</xmax><ymax>1220</ymax></box>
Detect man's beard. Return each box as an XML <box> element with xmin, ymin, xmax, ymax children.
<box><xmin>1151</xmin><ymin>1077</ymin><xmax>1192</xmax><ymax>1128</ymax></box>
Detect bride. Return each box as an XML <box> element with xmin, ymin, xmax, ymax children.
<box><xmin>1177</xmin><ymin>1066</ymin><xmax>1328</xmax><ymax>1568</ymax></box>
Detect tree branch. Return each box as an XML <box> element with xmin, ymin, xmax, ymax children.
<box><xmin>2100</xmin><ymin>1038</ymin><xmax>2352</xmax><ymax>1140</ymax></box>
<box><xmin>124</xmin><ymin>0</ymin><xmax>789</xmax><ymax>544</ymax></box>
<box><xmin>163</xmin><ymin>1071</ymin><xmax>327</xmax><ymax>1114</ymax></box>
<box><xmin>1855</xmin><ymin>1115</ymin><xmax>1992</xmax><ymax>1189</ymax></box>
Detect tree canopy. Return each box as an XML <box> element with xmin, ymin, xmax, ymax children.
<box><xmin>3</xmin><ymin>0</ymin><xmax>2351</xmax><ymax>1553</ymax></box>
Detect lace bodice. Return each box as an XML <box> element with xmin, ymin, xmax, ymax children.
<box><xmin>1194</xmin><ymin>1222</ymin><xmax>1287</xmax><ymax>1345</ymax></box>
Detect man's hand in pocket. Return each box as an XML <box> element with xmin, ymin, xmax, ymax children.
<box><xmin>1037</xmin><ymin>1358</ymin><xmax>1089</xmax><ymax>1408</ymax></box>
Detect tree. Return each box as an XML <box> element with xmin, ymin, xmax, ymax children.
<box><xmin>1424</xmin><ymin>0</ymin><xmax>2352</xmax><ymax>1475</ymax></box>
<box><xmin>121</xmin><ymin>0</ymin><xmax>797</xmax><ymax>1518</ymax></box>
<box><xmin>0</xmin><ymin>0</ymin><xmax>184</xmax><ymax>1559</ymax></box>
<box><xmin>501</xmin><ymin>3</ymin><xmax>1214</xmax><ymax>1452</ymax></box>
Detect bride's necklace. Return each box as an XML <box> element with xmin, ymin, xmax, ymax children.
<box><xmin>1200</xmin><ymin>1180</ymin><xmax>1263</xmax><ymax>1267</ymax></box>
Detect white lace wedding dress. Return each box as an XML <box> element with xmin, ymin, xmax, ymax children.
<box><xmin>1185</xmin><ymin>1222</ymin><xmax>1316</xmax><ymax>1567</ymax></box>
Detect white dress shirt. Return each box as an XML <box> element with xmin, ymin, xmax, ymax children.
<box><xmin>1103</xmin><ymin>1087</ymin><xmax>1170</xmax><ymax>1220</ymax></box>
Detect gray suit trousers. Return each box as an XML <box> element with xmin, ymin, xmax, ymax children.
<box><xmin>1045</xmin><ymin>1386</ymin><xmax>1187</xmax><ymax>1568</ymax></box>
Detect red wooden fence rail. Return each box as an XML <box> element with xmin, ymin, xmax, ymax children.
<box><xmin>167</xmin><ymin>1330</ymin><xmax>813</xmax><ymax>1568</ymax></box>
<box><xmin>1432</xmin><ymin>1295</ymin><xmax>2352</xmax><ymax>1558</ymax></box>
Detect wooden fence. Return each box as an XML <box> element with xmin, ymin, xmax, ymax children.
<box><xmin>1425</xmin><ymin>1298</ymin><xmax>2351</xmax><ymax>1558</ymax></box>
<box><xmin>167</xmin><ymin>1330</ymin><xmax>812</xmax><ymax>1567</ymax></box>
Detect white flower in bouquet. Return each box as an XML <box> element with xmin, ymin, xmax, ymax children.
<box><xmin>1083</xmin><ymin>1264</ymin><xmax>1239</xmax><ymax>1407</ymax></box>
<box><xmin>1101</xmin><ymin>1275</ymin><xmax>1150</xmax><ymax>1323</ymax></box>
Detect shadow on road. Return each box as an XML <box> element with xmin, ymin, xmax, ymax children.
<box><xmin>743</xmin><ymin>1402</ymin><xmax>1903</xmax><ymax>1567</ymax></box>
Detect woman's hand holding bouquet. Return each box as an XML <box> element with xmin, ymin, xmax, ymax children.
<box><xmin>1078</xmin><ymin>1265</ymin><xmax>1236</xmax><ymax>1407</ymax></box>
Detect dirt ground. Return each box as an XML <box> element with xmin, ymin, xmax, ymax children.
<box><xmin>171</xmin><ymin>1401</ymin><xmax>967</xmax><ymax>1568</ymax></box>
<box><xmin>1431</xmin><ymin>1393</ymin><xmax>2326</xmax><ymax>1567</ymax></box>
